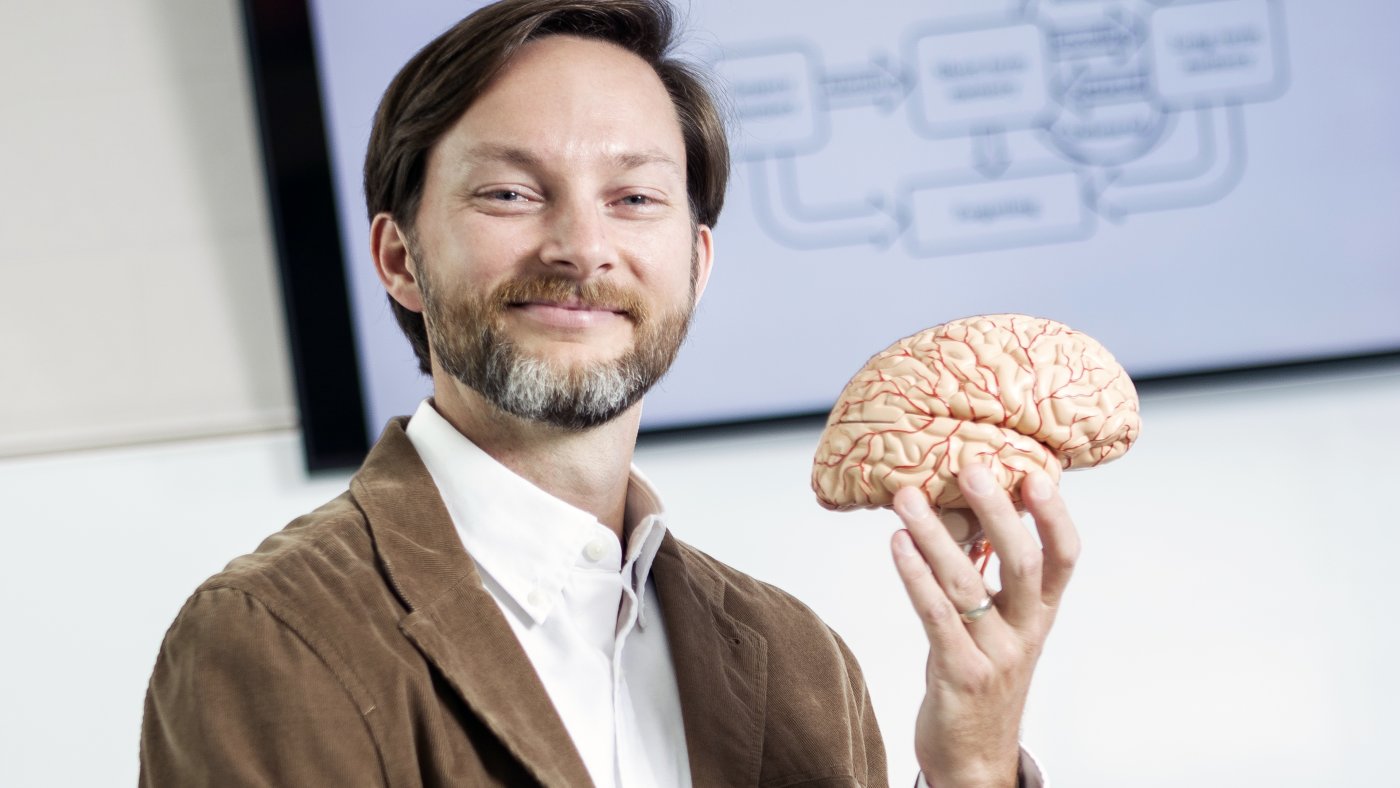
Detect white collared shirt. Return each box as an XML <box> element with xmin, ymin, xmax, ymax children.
<box><xmin>405</xmin><ymin>400</ymin><xmax>691</xmax><ymax>788</ymax></box>
<box><xmin>405</xmin><ymin>401</ymin><xmax>1036</xmax><ymax>788</ymax></box>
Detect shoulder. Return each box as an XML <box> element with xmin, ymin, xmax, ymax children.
<box><xmin>192</xmin><ymin>490</ymin><xmax>392</xmax><ymax>618</ymax></box>
<box><xmin>201</xmin><ymin>490</ymin><xmax>371</xmax><ymax>594</ymax></box>
<box><xmin>151</xmin><ymin>486</ymin><xmax>403</xmax><ymax>712</ymax></box>
<box><xmin>168</xmin><ymin>488</ymin><xmax>405</xmax><ymax>679</ymax></box>
<box><xmin>143</xmin><ymin>539</ymin><xmax>387</xmax><ymax>784</ymax></box>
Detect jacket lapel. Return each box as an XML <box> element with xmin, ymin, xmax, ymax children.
<box><xmin>351</xmin><ymin>420</ymin><xmax>595</xmax><ymax>788</ymax></box>
<box><xmin>652</xmin><ymin>533</ymin><xmax>768</xmax><ymax>788</ymax></box>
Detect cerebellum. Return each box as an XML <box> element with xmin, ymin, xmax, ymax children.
<box><xmin>812</xmin><ymin>314</ymin><xmax>1140</xmax><ymax>512</ymax></box>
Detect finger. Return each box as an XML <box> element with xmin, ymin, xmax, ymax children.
<box><xmin>1020</xmin><ymin>470</ymin><xmax>1081</xmax><ymax>607</ymax></box>
<box><xmin>889</xmin><ymin>528</ymin><xmax>979</xmax><ymax>673</ymax></box>
<box><xmin>893</xmin><ymin>487</ymin><xmax>1002</xmax><ymax>633</ymax></box>
<box><xmin>958</xmin><ymin>463</ymin><xmax>1042</xmax><ymax>626</ymax></box>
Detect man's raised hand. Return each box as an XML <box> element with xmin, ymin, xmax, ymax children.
<box><xmin>890</xmin><ymin>463</ymin><xmax>1080</xmax><ymax>788</ymax></box>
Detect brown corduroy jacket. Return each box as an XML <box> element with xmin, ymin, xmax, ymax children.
<box><xmin>139</xmin><ymin>420</ymin><xmax>888</xmax><ymax>787</ymax></box>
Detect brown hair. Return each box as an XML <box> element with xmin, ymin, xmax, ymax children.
<box><xmin>363</xmin><ymin>0</ymin><xmax>730</xmax><ymax>374</ymax></box>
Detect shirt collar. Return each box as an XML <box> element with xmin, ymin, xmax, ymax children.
<box><xmin>404</xmin><ymin>400</ymin><xmax>668</xmax><ymax>627</ymax></box>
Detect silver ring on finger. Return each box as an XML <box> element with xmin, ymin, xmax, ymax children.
<box><xmin>958</xmin><ymin>595</ymin><xmax>994</xmax><ymax>624</ymax></box>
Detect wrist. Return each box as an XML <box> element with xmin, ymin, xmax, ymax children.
<box><xmin>916</xmin><ymin>750</ymin><xmax>1019</xmax><ymax>788</ymax></box>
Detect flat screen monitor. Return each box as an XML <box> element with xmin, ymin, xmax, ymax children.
<box><xmin>242</xmin><ymin>0</ymin><xmax>1400</xmax><ymax>469</ymax></box>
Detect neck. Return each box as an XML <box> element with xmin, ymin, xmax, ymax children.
<box><xmin>429</xmin><ymin>373</ymin><xmax>639</xmax><ymax>540</ymax></box>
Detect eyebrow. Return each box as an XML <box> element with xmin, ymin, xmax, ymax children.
<box><xmin>610</xmin><ymin>150</ymin><xmax>682</xmax><ymax>175</ymax></box>
<box><xmin>462</xmin><ymin>143</ymin><xmax>682</xmax><ymax>175</ymax></box>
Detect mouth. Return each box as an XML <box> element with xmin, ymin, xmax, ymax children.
<box><xmin>506</xmin><ymin>298</ymin><xmax>634</xmax><ymax>330</ymax></box>
<box><xmin>511</xmin><ymin>298</ymin><xmax>629</xmax><ymax>316</ymax></box>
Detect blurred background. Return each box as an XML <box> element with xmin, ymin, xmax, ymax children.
<box><xmin>2</xmin><ymin>0</ymin><xmax>1397</xmax><ymax>785</ymax></box>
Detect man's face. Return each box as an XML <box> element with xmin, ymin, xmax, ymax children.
<box><xmin>406</xmin><ymin>35</ymin><xmax>712</xmax><ymax>430</ymax></box>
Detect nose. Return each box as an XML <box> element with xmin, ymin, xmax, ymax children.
<box><xmin>539</xmin><ymin>196</ymin><xmax>614</xmax><ymax>278</ymax></box>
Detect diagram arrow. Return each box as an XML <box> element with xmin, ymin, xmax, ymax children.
<box><xmin>1054</xmin><ymin>65</ymin><xmax>1094</xmax><ymax>118</ymax></box>
<box><xmin>1058</xmin><ymin>65</ymin><xmax>1150</xmax><ymax>114</ymax></box>
<box><xmin>1048</xmin><ymin>7</ymin><xmax>1146</xmax><ymax>62</ymax></box>
<box><xmin>821</xmin><ymin>53</ymin><xmax>913</xmax><ymax>113</ymax></box>
<box><xmin>972</xmin><ymin>127</ymin><xmax>1012</xmax><ymax>179</ymax></box>
<box><xmin>1112</xmin><ymin>105</ymin><xmax>1217</xmax><ymax>189</ymax></box>
<box><xmin>748</xmin><ymin>155</ymin><xmax>909</xmax><ymax>250</ymax></box>
<box><xmin>1106</xmin><ymin>7</ymin><xmax>1147</xmax><ymax>65</ymax></box>
<box><xmin>1093</xmin><ymin>103</ymin><xmax>1246</xmax><ymax>222</ymax></box>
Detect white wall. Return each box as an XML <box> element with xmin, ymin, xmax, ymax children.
<box><xmin>0</xmin><ymin>0</ymin><xmax>294</xmax><ymax>457</ymax></box>
<box><xmin>3</xmin><ymin>2</ymin><xmax>1398</xmax><ymax>786</ymax></box>
<box><xmin>638</xmin><ymin>364</ymin><xmax>1400</xmax><ymax>786</ymax></box>
<box><xmin>3</xmin><ymin>364</ymin><xmax>1399</xmax><ymax>786</ymax></box>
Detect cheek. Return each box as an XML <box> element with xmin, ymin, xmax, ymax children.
<box><xmin>437</xmin><ymin>221</ymin><xmax>533</xmax><ymax>282</ymax></box>
<box><xmin>626</xmin><ymin>227</ymin><xmax>698</xmax><ymax>288</ymax></box>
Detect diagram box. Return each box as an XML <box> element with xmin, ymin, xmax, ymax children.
<box><xmin>904</xmin><ymin>172</ymin><xmax>1090</xmax><ymax>256</ymax></box>
<box><xmin>713</xmin><ymin>45</ymin><xmax>827</xmax><ymax>160</ymax></box>
<box><xmin>1150</xmin><ymin>0</ymin><xmax>1287</xmax><ymax>108</ymax></box>
<box><xmin>906</xmin><ymin>23</ymin><xmax>1053</xmax><ymax>138</ymax></box>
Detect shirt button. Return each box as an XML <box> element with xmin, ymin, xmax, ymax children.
<box><xmin>584</xmin><ymin>538</ymin><xmax>609</xmax><ymax>562</ymax></box>
<box><xmin>527</xmin><ymin>589</ymin><xmax>547</xmax><ymax>608</ymax></box>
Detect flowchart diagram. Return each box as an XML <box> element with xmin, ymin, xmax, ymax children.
<box><xmin>712</xmin><ymin>0</ymin><xmax>1289</xmax><ymax>255</ymax></box>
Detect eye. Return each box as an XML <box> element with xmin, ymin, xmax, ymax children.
<box><xmin>489</xmin><ymin>190</ymin><xmax>525</xmax><ymax>202</ymax></box>
<box><xmin>618</xmin><ymin>194</ymin><xmax>653</xmax><ymax>207</ymax></box>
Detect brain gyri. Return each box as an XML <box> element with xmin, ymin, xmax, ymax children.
<box><xmin>812</xmin><ymin>314</ymin><xmax>1141</xmax><ymax>512</ymax></box>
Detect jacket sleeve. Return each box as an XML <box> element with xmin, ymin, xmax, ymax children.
<box><xmin>831</xmin><ymin>628</ymin><xmax>890</xmax><ymax>787</ymax></box>
<box><xmin>139</xmin><ymin>587</ymin><xmax>384</xmax><ymax>787</ymax></box>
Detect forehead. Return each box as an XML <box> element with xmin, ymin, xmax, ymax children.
<box><xmin>434</xmin><ymin>35</ymin><xmax>686</xmax><ymax>173</ymax></box>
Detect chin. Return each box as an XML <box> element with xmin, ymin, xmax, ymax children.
<box><xmin>521</xmin><ymin>342</ymin><xmax>632</xmax><ymax>369</ymax></box>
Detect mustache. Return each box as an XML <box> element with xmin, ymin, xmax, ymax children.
<box><xmin>491</xmin><ymin>274</ymin><xmax>651</xmax><ymax>322</ymax></box>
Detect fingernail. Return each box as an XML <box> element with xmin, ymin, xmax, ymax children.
<box><xmin>893</xmin><ymin>529</ymin><xmax>919</xmax><ymax>556</ymax></box>
<box><xmin>894</xmin><ymin>489</ymin><xmax>930</xmax><ymax>518</ymax></box>
<box><xmin>964</xmin><ymin>464</ymin><xmax>994</xmax><ymax>495</ymax></box>
<box><xmin>1028</xmin><ymin>471</ymin><xmax>1053</xmax><ymax>501</ymax></box>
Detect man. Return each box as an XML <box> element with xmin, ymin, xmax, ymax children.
<box><xmin>140</xmin><ymin>1</ymin><xmax>1079</xmax><ymax>786</ymax></box>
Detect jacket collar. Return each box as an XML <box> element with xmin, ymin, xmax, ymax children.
<box><xmin>350</xmin><ymin>418</ymin><xmax>594</xmax><ymax>788</ymax></box>
<box><xmin>350</xmin><ymin>418</ymin><xmax>769</xmax><ymax>787</ymax></box>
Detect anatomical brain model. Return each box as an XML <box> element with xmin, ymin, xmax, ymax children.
<box><xmin>812</xmin><ymin>314</ymin><xmax>1140</xmax><ymax>515</ymax></box>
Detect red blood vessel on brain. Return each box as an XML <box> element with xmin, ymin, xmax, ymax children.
<box><xmin>812</xmin><ymin>314</ymin><xmax>1141</xmax><ymax>516</ymax></box>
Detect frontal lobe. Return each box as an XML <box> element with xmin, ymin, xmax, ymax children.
<box><xmin>812</xmin><ymin>314</ymin><xmax>1140</xmax><ymax>511</ymax></box>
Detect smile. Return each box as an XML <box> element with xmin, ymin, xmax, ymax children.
<box><xmin>516</xmin><ymin>298</ymin><xmax>626</xmax><ymax>312</ymax></box>
<box><xmin>508</xmin><ymin>300</ymin><xmax>632</xmax><ymax>329</ymax></box>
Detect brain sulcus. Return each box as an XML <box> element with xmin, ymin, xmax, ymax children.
<box><xmin>812</xmin><ymin>314</ymin><xmax>1141</xmax><ymax>512</ymax></box>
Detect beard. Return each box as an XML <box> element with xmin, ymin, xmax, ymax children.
<box><xmin>415</xmin><ymin>253</ymin><xmax>696</xmax><ymax>432</ymax></box>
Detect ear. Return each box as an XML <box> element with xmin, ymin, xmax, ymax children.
<box><xmin>371</xmin><ymin>213</ymin><xmax>423</xmax><ymax>312</ymax></box>
<box><xmin>691</xmin><ymin>223</ymin><xmax>715</xmax><ymax>306</ymax></box>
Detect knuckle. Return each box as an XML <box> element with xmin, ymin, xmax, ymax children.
<box><xmin>961</xmin><ymin>661</ymin><xmax>997</xmax><ymax>693</ymax></box>
<box><xmin>988</xmin><ymin>638</ymin><xmax>1028</xmax><ymax>666</ymax></box>
<box><xmin>949</xmin><ymin>573</ymin><xmax>985</xmax><ymax>600</ymax></box>
<box><xmin>1007</xmin><ymin>550</ymin><xmax>1043</xmax><ymax>581</ymax></box>
<box><xmin>919</xmin><ymin>599</ymin><xmax>957</xmax><ymax>628</ymax></box>
<box><xmin>1049</xmin><ymin>556</ymin><xmax>1077</xmax><ymax>578</ymax></box>
<box><xmin>1051</xmin><ymin>541</ymin><xmax>1082</xmax><ymax>574</ymax></box>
